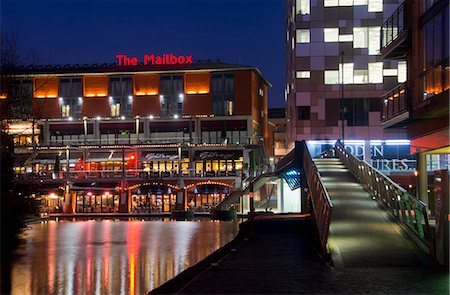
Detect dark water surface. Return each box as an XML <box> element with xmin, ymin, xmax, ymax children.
<box><xmin>8</xmin><ymin>219</ymin><xmax>238</xmax><ymax>295</ymax></box>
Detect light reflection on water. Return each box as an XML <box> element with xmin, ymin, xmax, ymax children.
<box><xmin>10</xmin><ymin>219</ymin><xmax>238</xmax><ymax>295</ymax></box>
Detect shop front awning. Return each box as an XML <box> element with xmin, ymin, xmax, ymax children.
<box><xmin>86</xmin><ymin>151</ymin><xmax>134</xmax><ymax>163</ymax></box>
<box><xmin>14</xmin><ymin>153</ymin><xmax>33</xmax><ymax>167</ymax></box>
<box><xmin>32</xmin><ymin>151</ymin><xmax>83</xmax><ymax>165</ymax></box>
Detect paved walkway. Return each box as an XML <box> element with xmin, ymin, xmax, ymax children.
<box><xmin>150</xmin><ymin>158</ymin><xmax>449</xmax><ymax>294</ymax></box>
<box><xmin>151</xmin><ymin>218</ymin><xmax>448</xmax><ymax>294</ymax></box>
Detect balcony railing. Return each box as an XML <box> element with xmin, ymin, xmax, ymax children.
<box><xmin>15</xmin><ymin>168</ymin><xmax>243</xmax><ymax>181</ymax></box>
<box><xmin>381</xmin><ymin>1</ymin><xmax>406</xmax><ymax>48</ymax></box>
<box><xmin>40</xmin><ymin>136</ymin><xmax>253</xmax><ymax>147</ymax></box>
<box><xmin>380</xmin><ymin>1</ymin><xmax>411</xmax><ymax>59</ymax></box>
<box><xmin>381</xmin><ymin>83</ymin><xmax>409</xmax><ymax>126</ymax></box>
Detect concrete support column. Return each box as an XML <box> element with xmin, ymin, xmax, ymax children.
<box><xmin>417</xmin><ymin>153</ymin><xmax>428</xmax><ymax>205</ymax></box>
<box><xmin>118</xmin><ymin>190</ymin><xmax>130</xmax><ymax>213</ymax></box>
<box><xmin>93</xmin><ymin>120</ymin><xmax>100</xmax><ymax>144</ymax></box>
<box><xmin>63</xmin><ymin>189</ymin><xmax>76</xmax><ymax>214</ymax></box>
<box><xmin>176</xmin><ymin>190</ymin><xmax>184</xmax><ymax>210</ymax></box>
<box><xmin>43</xmin><ymin>121</ymin><xmax>50</xmax><ymax>145</ymax></box>
<box><xmin>143</xmin><ymin>119</ymin><xmax>150</xmax><ymax>140</ymax></box>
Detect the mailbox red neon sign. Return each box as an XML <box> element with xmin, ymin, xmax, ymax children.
<box><xmin>116</xmin><ymin>54</ymin><xmax>193</xmax><ymax>66</ymax></box>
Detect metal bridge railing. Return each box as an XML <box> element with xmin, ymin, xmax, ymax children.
<box><xmin>301</xmin><ymin>141</ymin><xmax>333</xmax><ymax>258</ymax></box>
<box><xmin>334</xmin><ymin>142</ymin><xmax>432</xmax><ymax>249</ymax></box>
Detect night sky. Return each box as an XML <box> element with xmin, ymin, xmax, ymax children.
<box><xmin>1</xmin><ymin>0</ymin><xmax>286</xmax><ymax>108</ymax></box>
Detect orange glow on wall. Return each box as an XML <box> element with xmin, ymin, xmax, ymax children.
<box><xmin>185</xmin><ymin>72</ymin><xmax>210</xmax><ymax>94</ymax></box>
<box><xmin>134</xmin><ymin>74</ymin><xmax>159</xmax><ymax>96</ymax></box>
<box><xmin>84</xmin><ymin>76</ymin><xmax>108</xmax><ymax>97</ymax></box>
<box><xmin>34</xmin><ymin>77</ymin><xmax>59</xmax><ymax>98</ymax></box>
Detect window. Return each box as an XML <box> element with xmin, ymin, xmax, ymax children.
<box><xmin>339</xmin><ymin>63</ymin><xmax>354</xmax><ymax>84</ymax></box>
<box><xmin>353</xmin><ymin>27</ymin><xmax>368</xmax><ymax>48</ymax></box>
<box><xmin>296</xmin><ymin>71</ymin><xmax>311</xmax><ymax>78</ymax></box>
<box><xmin>368</xmin><ymin>0</ymin><xmax>383</xmax><ymax>12</ymax></box>
<box><xmin>160</xmin><ymin>75</ymin><xmax>184</xmax><ymax>116</ymax></box>
<box><xmin>297</xmin><ymin>106</ymin><xmax>310</xmax><ymax>120</ymax></box>
<box><xmin>61</xmin><ymin>105</ymin><xmax>70</xmax><ymax>117</ymax></box>
<box><xmin>212</xmin><ymin>73</ymin><xmax>234</xmax><ymax>116</ymax></box>
<box><xmin>368</xmin><ymin>62</ymin><xmax>383</xmax><ymax>83</ymax></box>
<box><xmin>59</xmin><ymin>77</ymin><xmax>82</xmax><ymax>97</ymax></box>
<box><xmin>109</xmin><ymin>76</ymin><xmax>133</xmax><ymax>117</ymax></box>
<box><xmin>9</xmin><ymin>79</ymin><xmax>32</xmax><ymax>116</ymax></box>
<box><xmin>109</xmin><ymin>76</ymin><xmax>132</xmax><ymax>97</ymax></box>
<box><xmin>398</xmin><ymin>61</ymin><xmax>407</xmax><ymax>83</ymax></box>
<box><xmin>354</xmin><ymin>70</ymin><xmax>368</xmax><ymax>84</ymax></box>
<box><xmin>324</xmin><ymin>0</ymin><xmax>338</xmax><ymax>6</ymax></box>
<box><xmin>296</xmin><ymin>29</ymin><xmax>310</xmax><ymax>43</ymax></box>
<box><xmin>368</xmin><ymin>27</ymin><xmax>381</xmax><ymax>55</ymax></box>
<box><xmin>324</xmin><ymin>70</ymin><xmax>339</xmax><ymax>84</ymax></box>
<box><xmin>111</xmin><ymin>103</ymin><xmax>120</xmax><ymax>117</ymax></box>
<box><xmin>383</xmin><ymin>69</ymin><xmax>398</xmax><ymax>76</ymax></box>
<box><xmin>296</xmin><ymin>0</ymin><xmax>310</xmax><ymax>15</ymax></box>
<box><xmin>339</xmin><ymin>34</ymin><xmax>353</xmax><ymax>42</ymax></box>
<box><xmin>324</xmin><ymin>28</ymin><xmax>339</xmax><ymax>42</ymax></box>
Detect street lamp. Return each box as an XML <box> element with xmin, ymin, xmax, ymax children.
<box><xmin>340</xmin><ymin>51</ymin><xmax>345</xmax><ymax>145</ymax></box>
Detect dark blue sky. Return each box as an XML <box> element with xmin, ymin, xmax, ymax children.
<box><xmin>1</xmin><ymin>0</ymin><xmax>286</xmax><ymax>107</ymax></box>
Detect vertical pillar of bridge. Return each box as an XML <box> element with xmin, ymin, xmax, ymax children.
<box><xmin>63</xmin><ymin>189</ymin><xmax>76</xmax><ymax>214</ymax></box>
<box><xmin>417</xmin><ymin>153</ymin><xmax>428</xmax><ymax>205</ymax></box>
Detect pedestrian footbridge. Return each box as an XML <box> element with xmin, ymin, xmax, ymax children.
<box><xmin>301</xmin><ymin>140</ymin><xmax>447</xmax><ymax>267</ymax></box>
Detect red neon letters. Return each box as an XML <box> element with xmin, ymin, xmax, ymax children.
<box><xmin>116</xmin><ymin>54</ymin><xmax>193</xmax><ymax>66</ymax></box>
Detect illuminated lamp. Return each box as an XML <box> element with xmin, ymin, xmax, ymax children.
<box><xmin>179</xmin><ymin>93</ymin><xmax>184</xmax><ymax>99</ymax></box>
<box><xmin>413</xmin><ymin>170</ymin><xmax>418</xmax><ymax>177</ymax></box>
<box><xmin>96</xmin><ymin>116</ymin><xmax>101</xmax><ymax>121</ymax></box>
<box><xmin>399</xmin><ymin>89</ymin><xmax>405</xmax><ymax>94</ymax></box>
<box><xmin>393</xmin><ymin>93</ymin><xmax>399</xmax><ymax>98</ymax></box>
<box><xmin>130</xmin><ymin>154</ymin><xmax>136</xmax><ymax>160</ymax></box>
<box><xmin>174</xmin><ymin>114</ymin><xmax>179</xmax><ymax>119</ymax></box>
<box><xmin>105</xmin><ymin>192</ymin><xmax>110</xmax><ymax>196</ymax></box>
<box><xmin>68</xmin><ymin>116</ymin><xmax>73</xmax><ymax>121</ymax></box>
<box><xmin>149</xmin><ymin>115</ymin><xmax>154</xmax><ymax>120</ymax></box>
<box><xmin>87</xmin><ymin>192</ymin><xmax>92</xmax><ymax>196</ymax></box>
<box><xmin>121</xmin><ymin>116</ymin><xmax>125</xmax><ymax>120</ymax></box>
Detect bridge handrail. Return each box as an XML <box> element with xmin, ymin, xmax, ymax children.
<box><xmin>334</xmin><ymin>142</ymin><xmax>432</xmax><ymax>248</ymax></box>
<box><xmin>301</xmin><ymin>141</ymin><xmax>333</xmax><ymax>257</ymax></box>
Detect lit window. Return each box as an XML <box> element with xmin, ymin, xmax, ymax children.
<box><xmin>259</xmin><ymin>88</ymin><xmax>264</xmax><ymax>96</ymax></box>
<box><xmin>353</xmin><ymin>27</ymin><xmax>368</xmax><ymax>48</ymax></box>
<box><xmin>324</xmin><ymin>28</ymin><xmax>339</xmax><ymax>42</ymax></box>
<box><xmin>368</xmin><ymin>62</ymin><xmax>383</xmax><ymax>83</ymax></box>
<box><xmin>339</xmin><ymin>0</ymin><xmax>353</xmax><ymax>5</ymax></box>
<box><xmin>296</xmin><ymin>0</ymin><xmax>310</xmax><ymax>15</ymax></box>
<box><xmin>368</xmin><ymin>0</ymin><xmax>383</xmax><ymax>12</ymax></box>
<box><xmin>339</xmin><ymin>63</ymin><xmax>354</xmax><ymax>84</ymax></box>
<box><xmin>383</xmin><ymin>69</ymin><xmax>398</xmax><ymax>76</ymax></box>
<box><xmin>324</xmin><ymin>70</ymin><xmax>339</xmax><ymax>84</ymax></box>
<box><xmin>296</xmin><ymin>29</ymin><xmax>310</xmax><ymax>43</ymax></box>
<box><xmin>398</xmin><ymin>61</ymin><xmax>407</xmax><ymax>83</ymax></box>
<box><xmin>339</xmin><ymin>34</ymin><xmax>353</xmax><ymax>42</ymax></box>
<box><xmin>368</xmin><ymin>27</ymin><xmax>381</xmax><ymax>55</ymax></box>
<box><xmin>287</xmin><ymin>30</ymin><xmax>289</xmax><ymax>42</ymax></box>
<box><xmin>324</xmin><ymin>0</ymin><xmax>338</xmax><ymax>7</ymax></box>
<box><xmin>111</xmin><ymin>103</ymin><xmax>121</xmax><ymax>117</ymax></box>
<box><xmin>296</xmin><ymin>71</ymin><xmax>311</xmax><ymax>78</ymax></box>
<box><xmin>61</xmin><ymin>105</ymin><xmax>70</xmax><ymax>117</ymax></box>
<box><xmin>354</xmin><ymin>69</ymin><xmax>368</xmax><ymax>84</ymax></box>
<box><xmin>226</xmin><ymin>101</ymin><xmax>233</xmax><ymax>116</ymax></box>
<box><xmin>292</xmin><ymin>37</ymin><xmax>295</xmax><ymax>49</ymax></box>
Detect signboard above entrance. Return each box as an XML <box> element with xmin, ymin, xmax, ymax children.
<box><xmin>116</xmin><ymin>54</ymin><xmax>193</xmax><ymax>66</ymax></box>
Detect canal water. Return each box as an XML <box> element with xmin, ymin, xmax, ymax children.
<box><xmin>8</xmin><ymin>218</ymin><xmax>239</xmax><ymax>295</ymax></box>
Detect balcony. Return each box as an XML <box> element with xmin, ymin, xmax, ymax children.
<box><xmin>380</xmin><ymin>1</ymin><xmax>411</xmax><ymax>59</ymax></box>
<box><xmin>381</xmin><ymin>83</ymin><xmax>410</xmax><ymax>128</ymax></box>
